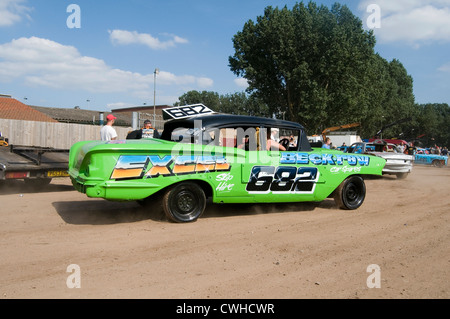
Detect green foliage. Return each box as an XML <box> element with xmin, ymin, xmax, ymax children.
<box><xmin>174</xmin><ymin>90</ymin><xmax>270</xmax><ymax>118</ymax></box>
<box><xmin>228</xmin><ymin>1</ymin><xmax>417</xmax><ymax>138</ymax></box>
<box><xmin>175</xmin><ymin>90</ymin><xmax>220</xmax><ymax>110</ymax></box>
<box><xmin>412</xmin><ymin>103</ymin><xmax>450</xmax><ymax>147</ymax></box>
<box><xmin>174</xmin><ymin>2</ymin><xmax>448</xmax><ymax>147</ymax></box>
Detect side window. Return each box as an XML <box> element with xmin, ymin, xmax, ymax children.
<box><xmin>170</xmin><ymin>127</ymin><xmax>204</xmax><ymax>144</ymax></box>
<box><xmin>236</xmin><ymin>127</ymin><xmax>259</xmax><ymax>151</ymax></box>
<box><xmin>279</xmin><ymin>129</ymin><xmax>299</xmax><ymax>151</ymax></box>
<box><xmin>212</xmin><ymin>127</ymin><xmax>260</xmax><ymax>151</ymax></box>
<box><xmin>261</xmin><ymin>127</ymin><xmax>300</xmax><ymax>151</ymax></box>
<box><xmin>203</xmin><ymin>128</ymin><xmax>218</xmax><ymax>145</ymax></box>
<box><xmin>353</xmin><ymin>144</ymin><xmax>363</xmax><ymax>154</ymax></box>
<box><xmin>171</xmin><ymin>128</ymin><xmax>190</xmax><ymax>143</ymax></box>
<box><xmin>219</xmin><ymin>128</ymin><xmax>237</xmax><ymax>148</ymax></box>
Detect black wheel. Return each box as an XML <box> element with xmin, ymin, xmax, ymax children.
<box><xmin>162</xmin><ymin>182</ymin><xmax>206</xmax><ymax>223</ymax></box>
<box><xmin>432</xmin><ymin>160</ymin><xmax>442</xmax><ymax>168</ymax></box>
<box><xmin>334</xmin><ymin>176</ymin><xmax>366</xmax><ymax>210</ymax></box>
<box><xmin>396</xmin><ymin>172</ymin><xmax>408</xmax><ymax>179</ymax></box>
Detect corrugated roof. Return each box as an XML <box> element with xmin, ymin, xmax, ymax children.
<box><xmin>112</xmin><ymin>105</ymin><xmax>170</xmax><ymax>113</ymax></box>
<box><xmin>30</xmin><ymin>105</ymin><xmax>132</xmax><ymax>126</ymax></box>
<box><xmin>0</xmin><ymin>97</ymin><xmax>58</xmax><ymax>123</ymax></box>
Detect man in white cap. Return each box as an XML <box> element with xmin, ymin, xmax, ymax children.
<box><xmin>100</xmin><ymin>114</ymin><xmax>118</xmax><ymax>141</ymax></box>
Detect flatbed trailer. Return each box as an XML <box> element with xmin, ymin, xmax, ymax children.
<box><xmin>0</xmin><ymin>144</ymin><xmax>69</xmax><ymax>187</ymax></box>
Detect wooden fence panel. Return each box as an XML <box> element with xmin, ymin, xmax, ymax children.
<box><xmin>0</xmin><ymin>119</ymin><xmax>132</xmax><ymax>149</ymax></box>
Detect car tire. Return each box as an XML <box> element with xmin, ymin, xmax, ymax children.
<box><xmin>396</xmin><ymin>172</ymin><xmax>408</xmax><ymax>179</ymax></box>
<box><xmin>334</xmin><ymin>176</ymin><xmax>366</xmax><ymax>210</ymax></box>
<box><xmin>162</xmin><ymin>182</ymin><xmax>206</xmax><ymax>223</ymax></box>
<box><xmin>432</xmin><ymin>160</ymin><xmax>442</xmax><ymax>168</ymax></box>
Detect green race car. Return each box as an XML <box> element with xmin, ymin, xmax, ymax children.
<box><xmin>68</xmin><ymin>105</ymin><xmax>385</xmax><ymax>223</ymax></box>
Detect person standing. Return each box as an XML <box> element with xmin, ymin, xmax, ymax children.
<box><xmin>100</xmin><ymin>114</ymin><xmax>118</xmax><ymax>141</ymax></box>
<box><xmin>322</xmin><ymin>137</ymin><xmax>331</xmax><ymax>149</ymax></box>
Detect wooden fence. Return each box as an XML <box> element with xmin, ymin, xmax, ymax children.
<box><xmin>0</xmin><ymin>119</ymin><xmax>133</xmax><ymax>149</ymax></box>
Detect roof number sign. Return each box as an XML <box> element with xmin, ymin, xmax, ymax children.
<box><xmin>162</xmin><ymin>104</ymin><xmax>215</xmax><ymax>120</ymax></box>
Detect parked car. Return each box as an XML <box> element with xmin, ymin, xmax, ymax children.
<box><xmin>346</xmin><ymin>141</ymin><xmax>413</xmax><ymax>179</ymax></box>
<box><xmin>68</xmin><ymin>105</ymin><xmax>386</xmax><ymax>223</ymax></box>
<box><xmin>414</xmin><ymin>148</ymin><xmax>448</xmax><ymax>167</ymax></box>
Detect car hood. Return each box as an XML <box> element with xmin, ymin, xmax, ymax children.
<box><xmin>367</xmin><ymin>152</ymin><xmax>414</xmax><ymax>161</ymax></box>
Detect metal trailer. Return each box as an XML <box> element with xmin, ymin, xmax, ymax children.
<box><xmin>0</xmin><ymin>144</ymin><xmax>69</xmax><ymax>187</ymax></box>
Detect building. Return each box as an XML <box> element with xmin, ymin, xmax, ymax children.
<box><xmin>0</xmin><ymin>95</ymin><xmax>134</xmax><ymax>148</ymax></box>
<box><xmin>0</xmin><ymin>95</ymin><xmax>58</xmax><ymax>123</ymax></box>
<box><xmin>30</xmin><ymin>105</ymin><xmax>132</xmax><ymax>127</ymax></box>
<box><xmin>112</xmin><ymin>105</ymin><xmax>171</xmax><ymax>130</ymax></box>
<box><xmin>1</xmin><ymin>94</ymin><xmax>171</xmax><ymax>131</ymax></box>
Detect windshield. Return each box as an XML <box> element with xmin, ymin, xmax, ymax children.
<box><xmin>170</xmin><ymin>127</ymin><xmax>203</xmax><ymax>144</ymax></box>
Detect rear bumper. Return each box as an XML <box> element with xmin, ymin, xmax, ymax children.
<box><xmin>70</xmin><ymin>176</ymin><xmax>162</xmax><ymax>201</ymax></box>
<box><xmin>382</xmin><ymin>164</ymin><xmax>412</xmax><ymax>174</ymax></box>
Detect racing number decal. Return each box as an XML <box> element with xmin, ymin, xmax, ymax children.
<box><xmin>246</xmin><ymin>166</ymin><xmax>319</xmax><ymax>194</ymax></box>
<box><xmin>246</xmin><ymin>166</ymin><xmax>275</xmax><ymax>192</ymax></box>
<box><xmin>162</xmin><ymin>104</ymin><xmax>214</xmax><ymax>120</ymax></box>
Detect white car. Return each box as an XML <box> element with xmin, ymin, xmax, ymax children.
<box><xmin>348</xmin><ymin>142</ymin><xmax>413</xmax><ymax>179</ymax></box>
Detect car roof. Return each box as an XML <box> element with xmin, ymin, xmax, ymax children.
<box><xmin>162</xmin><ymin>113</ymin><xmax>305</xmax><ymax>132</ymax></box>
<box><xmin>159</xmin><ymin>113</ymin><xmax>312</xmax><ymax>152</ymax></box>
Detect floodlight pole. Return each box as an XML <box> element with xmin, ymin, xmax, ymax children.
<box><xmin>153</xmin><ymin>68</ymin><xmax>159</xmax><ymax>124</ymax></box>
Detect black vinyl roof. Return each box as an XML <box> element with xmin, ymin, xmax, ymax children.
<box><xmin>161</xmin><ymin>113</ymin><xmax>305</xmax><ymax>134</ymax></box>
<box><xmin>159</xmin><ymin>113</ymin><xmax>312</xmax><ymax>152</ymax></box>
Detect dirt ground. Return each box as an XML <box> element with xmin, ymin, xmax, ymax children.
<box><xmin>0</xmin><ymin>165</ymin><xmax>448</xmax><ymax>299</ymax></box>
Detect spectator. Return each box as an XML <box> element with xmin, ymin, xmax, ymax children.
<box><xmin>322</xmin><ymin>137</ymin><xmax>331</xmax><ymax>149</ymax></box>
<box><xmin>126</xmin><ymin>119</ymin><xmax>160</xmax><ymax>139</ymax></box>
<box><xmin>141</xmin><ymin>119</ymin><xmax>160</xmax><ymax>139</ymax></box>
<box><xmin>100</xmin><ymin>114</ymin><xmax>118</xmax><ymax>141</ymax></box>
<box><xmin>405</xmin><ymin>142</ymin><xmax>416</xmax><ymax>155</ymax></box>
<box><xmin>441</xmin><ymin>147</ymin><xmax>448</xmax><ymax>156</ymax></box>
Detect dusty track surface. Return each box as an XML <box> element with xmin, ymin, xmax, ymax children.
<box><xmin>0</xmin><ymin>165</ymin><xmax>449</xmax><ymax>299</ymax></box>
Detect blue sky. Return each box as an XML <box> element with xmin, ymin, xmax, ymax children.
<box><xmin>1</xmin><ymin>0</ymin><xmax>449</xmax><ymax>111</ymax></box>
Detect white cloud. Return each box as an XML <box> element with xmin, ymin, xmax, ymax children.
<box><xmin>196</xmin><ymin>77</ymin><xmax>214</xmax><ymax>88</ymax></box>
<box><xmin>109</xmin><ymin>29</ymin><xmax>188</xmax><ymax>50</ymax></box>
<box><xmin>156</xmin><ymin>71</ymin><xmax>213</xmax><ymax>88</ymax></box>
<box><xmin>0</xmin><ymin>37</ymin><xmax>213</xmax><ymax>96</ymax></box>
<box><xmin>438</xmin><ymin>62</ymin><xmax>450</xmax><ymax>72</ymax></box>
<box><xmin>234</xmin><ymin>77</ymin><xmax>249</xmax><ymax>89</ymax></box>
<box><xmin>0</xmin><ymin>0</ymin><xmax>32</xmax><ymax>27</ymax></box>
<box><xmin>359</xmin><ymin>0</ymin><xmax>450</xmax><ymax>45</ymax></box>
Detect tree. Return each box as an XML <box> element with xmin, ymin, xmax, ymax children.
<box><xmin>174</xmin><ymin>90</ymin><xmax>270</xmax><ymax>118</ymax></box>
<box><xmin>174</xmin><ymin>2</ymin><xmax>419</xmax><ymax>141</ymax></box>
<box><xmin>220</xmin><ymin>92</ymin><xmax>270</xmax><ymax>117</ymax></box>
<box><xmin>229</xmin><ymin>2</ymin><xmax>379</xmax><ymax>133</ymax></box>
<box><xmin>229</xmin><ymin>1</ymin><xmax>416</xmax><ymax>138</ymax></box>
<box><xmin>175</xmin><ymin>90</ymin><xmax>220</xmax><ymax>110</ymax></box>
<box><xmin>413</xmin><ymin>103</ymin><xmax>450</xmax><ymax>147</ymax></box>
<box><xmin>357</xmin><ymin>57</ymin><xmax>416</xmax><ymax>139</ymax></box>
<box><xmin>380</xmin><ymin>59</ymin><xmax>416</xmax><ymax>138</ymax></box>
